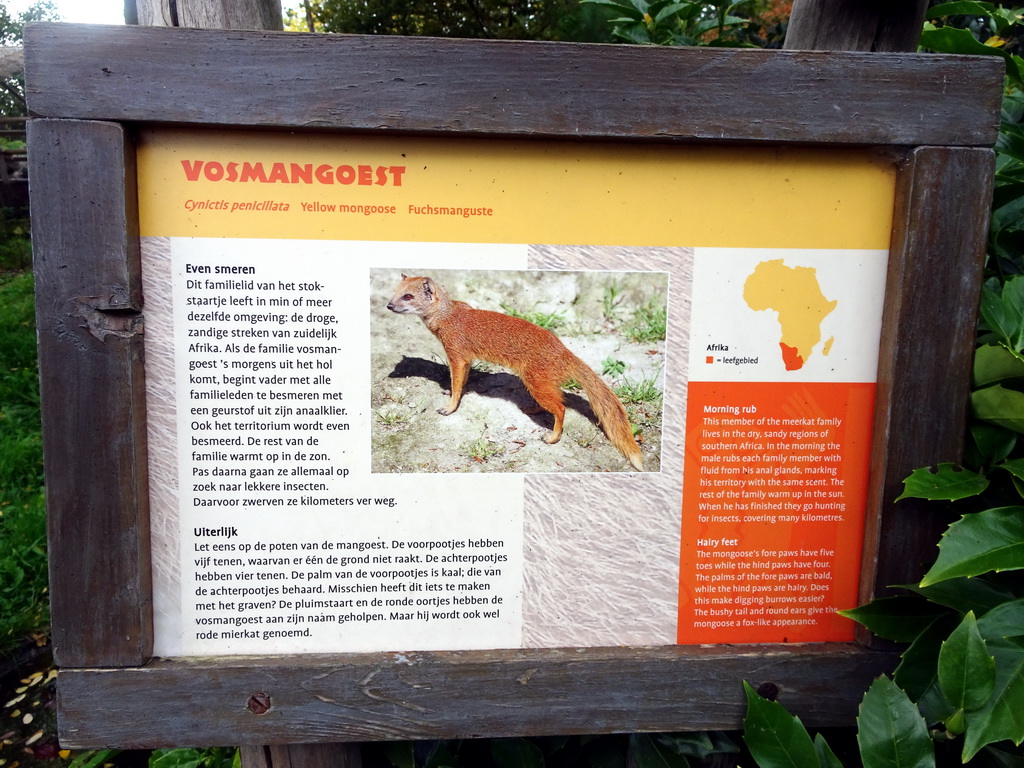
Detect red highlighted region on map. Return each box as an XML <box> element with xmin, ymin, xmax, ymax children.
<box><xmin>744</xmin><ymin>259</ymin><xmax>837</xmax><ymax>372</ymax></box>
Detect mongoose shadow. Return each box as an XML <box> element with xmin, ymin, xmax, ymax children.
<box><xmin>387</xmin><ymin>355</ymin><xmax>601</xmax><ymax>433</ymax></box>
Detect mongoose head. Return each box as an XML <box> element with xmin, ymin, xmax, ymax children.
<box><xmin>387</xmin><ymin>274</ymin><xmax>437</xmax><ymax>316</ymax></box>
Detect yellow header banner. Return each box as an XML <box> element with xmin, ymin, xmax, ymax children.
<box><xmin>137</xmin><ymin>128</ymin><xmax>895</xmax><ymax>249</ymax></box>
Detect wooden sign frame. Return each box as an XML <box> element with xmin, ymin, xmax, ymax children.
<box><xmin>25</xmin><ymin>22</ymin><xmax>1003</xmax><ymax>748</ymax></box>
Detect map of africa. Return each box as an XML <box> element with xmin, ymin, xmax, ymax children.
<box><xmin>743</xmin><ymin>259</ymin><xmax>837</xmax><ymax>371</ymax></box>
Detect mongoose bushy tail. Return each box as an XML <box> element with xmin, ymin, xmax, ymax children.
<box><xmin>562</xmin><ymin>357</ymin><xmax>644</xmax><ymax>471</ymax></box>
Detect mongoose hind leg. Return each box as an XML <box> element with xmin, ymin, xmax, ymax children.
<box><xmin>521</xmin><ymin>371</ymin><xmax>565</xmax><ymax>445</ymax></box>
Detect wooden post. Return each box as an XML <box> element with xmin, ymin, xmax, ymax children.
<box><xmin>240</xmin><ymin>745</ymin><xmax>362</xmax><ymax>768</ymax></box>
<box><xmin>783</xmin><ymin>0</ymin><xmax>983</xmax><ymax>654</ymax></box>
<box><xmin>784</xmin><ymin>0</ymin><xmax>929</xmax><ymax>52</ymax></box>
<box><xmin>130</xmin><ymin>0</ymin><xmax>283</xmax><ymax>29</ymax></box>
<box><xmin>126</xmin><ymin>2</ymin><xmax>357</xmax><ymax>765</ymax></box>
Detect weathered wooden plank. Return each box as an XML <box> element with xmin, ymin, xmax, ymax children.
<box><xmin>862</xmin><ymin>147</ymin><xmax>994</xmax><ymax>616</ymax></box>
<box><xmin>24</xmin><ymin>23</ymin><xmax>1003</xmax><ymax>147</ymax></box>
<box><xmin>57</xmin><ymin>645</ymin><xmax>897</xmax><ymax>748</ymax></box>
<box><xmin>29</xmin><ymin>118</ymin><xmax>152</xmax><ymax>668</ymax></box>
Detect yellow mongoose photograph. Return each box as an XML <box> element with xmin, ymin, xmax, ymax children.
<box><xmin>370</xmin><ymin>268</ymin><xmax>667</xmax><ymax>474</ymax></box>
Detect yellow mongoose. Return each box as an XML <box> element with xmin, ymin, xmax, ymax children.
<box><xmin>387</xmin><ymin>275</ymin><xmax>643</xmax><ymax>471</ymax></box>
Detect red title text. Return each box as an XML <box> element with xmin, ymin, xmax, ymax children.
<box><xmin>181</xmin><ymin>160</ymin><xmax>406</xmax><ymax>186</ymax></box>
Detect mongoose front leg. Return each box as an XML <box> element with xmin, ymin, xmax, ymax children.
<box><xmin>439</xmin><ymin>356</ymin><xmax>471</xmax><ymax>415</ymax></box>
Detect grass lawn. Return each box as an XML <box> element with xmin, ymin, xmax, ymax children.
<box><xmin>0</xmin><ymin>267</ymin><xmax>61</xmax><ymax>767</ymax></box>
<box><xmin>0</xmin><ymin>269</ymin><xmax>47</xmax><ymax>652</ymax></box>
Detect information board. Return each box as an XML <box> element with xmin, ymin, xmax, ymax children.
<box><xmin>138</xmin><ymin>128</ymin><xmax>893</xmax><ymax>655</ymax></box>
<box><xmin>26</xmin><ymin>24</ymin><xmax>1003</xmax><ymax>746</ymax></box>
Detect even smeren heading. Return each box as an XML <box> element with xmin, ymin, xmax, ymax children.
<box><xmin>182</xmin><ymin>160</ymin><xmax>406</xmax><ymax>186</ymax></box>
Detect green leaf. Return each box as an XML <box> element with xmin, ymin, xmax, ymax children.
<box><xmin>915</xmin><ymin>679</ymin><xmax>958</xmax><ymax>727</ymax></box>
<box><xmin>652</xmin><ymin>732</ymin><xmax>738</xmax><ymax>759</ymax></box>
<box><xmin>969</xmin><ymin>423</ymin><xmax>1018</xmax><ymax>467</ymax></box>
<box><xmin>938</xmin><ymin>612</ymin><xmax>996</xmax><ymax>715</ymax></box>
<box><xmin>927</xmin><ymin>1</ymin><xmax>997</xmax><ymax>18</ymax></box>
<box><xmin>839</xmin><ymin>596</ymin><xmax>950</xmax><ymax>642</ymax></box>
<box><xmin>962</xmin><ymin>638</ymin><xmax>1024</xmax><ymax>760</ymax></box>
<box><xmin>1000</xmin><ymin>457</ymin><xmax>1024</xmax><ymax>485</ymax></box>
<box><xmin>920</xmin><ymin>507</ymin><xmax>1024</xmax><ymax>586</ymax></box>
<box><xmin>981</xmin><ymin>277</ymin><xmax>1024</xmax><ymax>358</ymax></box>
<box><xmin>992</xmin><ymin>180</ymin><xmax>1024</xmax><ymax>211</ymax></box>
<box><xmin>150</xmin><ymin>751</ymin><xmax>204</xmax><ymax>768</ymax></box>
<box><xmin>992</xmin><ymin>191</ymin><xmax>1024</xmax><ymax>243</ymax></box>
<box><xmin>1003</xmin><ymin>468</ymin><xmax>1024</xmax><ymax>499</ymax></box>
<box><xmin>976</xmin><ymin>343</ymin><xmax>1024</xmax><ymax>387</ymax></box>
<box><xmin>690</xmin><ymin>16</ymin><xmax>747</xmax><ymax>36</ymax></box>
<box><xmin>580</xmin><ymin>0</ymin><xmax>647</xmax><ymax>19</ymax></box>
<box><xmin>920</xmin><ymin>26</ymin><xmax>1001</xmax><ymax>57</ymax></box>
<box><xmin>651</xmin><ymin>733</ymin><xmax>716</xmax><ymax>759</ymax></box>
<box><xmin>741</xmin><ymin>681</ymin><xmax>818</xmax><ymax>768</ymax></box>
<box><xmin>612</xmin><ymin>23</ymin><xmax>654</xmax><ymax>43</ymax></box>
<box><xmin>997</xmin><ymin>122</ymin><xmax>1024</xmax><ymax>164</ymax></box>
<box><xmin>673</xmin><ymin>2</ymin><xmax>702</xmax><ymax>21</ymax></box>
<box><xmin>977</xmin><ymin>597</ymin><xmax>1024</xmax><ymax>641</ymax></box>
<box><xmin>813</xmin><ymin>733</ymin><xmax>844</xmax><ymax>768</ymax></box>
<box><xmin>893</xmin><ymin>615</ymin><xmax>960</xmax><ymax>705</ymax></box>
<box><xmin>900</xmin><ymin>577</ymin><xmax>1018</xmax><ymax>617</ymax></box>
<box><xmin>992</xmin><ymin>7</ymin><xmax>1024</xmax><ymax>26</ymax></box>
<box><xmin>652</xmin><ymin>3</ymin><xmax>689</xmax><ymax>23</ymax></box>
<box><xmin>897</xmin><ymin>463</ymin><xmax>989</xmax><ymax>501</ymax></box>
<box><xmin>71</xmin><ymin>751</ymin><xmax>122</xmax><ymax>768</ymax></box>
<box><xmin>704</xmin><ymin>732</ymin><xmax>741</xmax><ymax>757</ymax></box>
<box><xmin>628</xmin><ymin>734</ymin><xmax>690</xmax><ymax>768</ymax></box>
<box><xmin>490</xmin><ymin>739</ymin><xmax>545</xmax><ymax>768</ymax></box>
<box><xmin>856</xmin><ymin>676</ymin><xmax>934</xmax><ymax>768</ymax></box>
<box><xmin>973</xmin><ymin>385</ymin><xmax>1024</xmax><ymax>434</ymax></box>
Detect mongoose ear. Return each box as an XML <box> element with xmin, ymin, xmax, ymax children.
<box><xmin>422</xmin><ymin>278</ymin><xmax>434</xmax><ymax>301</ymax></box>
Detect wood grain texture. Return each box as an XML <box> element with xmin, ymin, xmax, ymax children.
<box><xmin>29</xmin><ymin>119</ymin><xmax>152</xmax><ymax>668</ymax></box>
<box><xmin>24</xmin><ymin>23</ymin><xmax>1003</xmax><ymax>147</ymax></box>
<box><xmin>57</xmin><ymin>645</ymin><xmax>897</xmax><ymax>747</ymax></box>
<box><xmin>133</xmin><ymin>0</ymin><xmax>283</xmax><ymax>30</ymax></box>
<box><xmin>861</xmin><ymin>147</ymin><xmax>994</xmax><ymax>621</ymax></box>
<box><xmin>785</xmin><ymin>0</ymin><xmax>930</xmax><ymax>52</ymax></box>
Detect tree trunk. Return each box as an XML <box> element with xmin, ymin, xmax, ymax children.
<box><xmin>784</xmin><ymin>0</ymin><xmax>929</xmax><ymax>52</ymax></box>
<box><xmin>303</xmin><ymin>0</ymin><xmax>316</xmax><ymax>32</ymax></box>
<box><xmin>0</xmin><ymin>47</ymin><xmax>23</xmax><ymax>81</ymax></box>
<box><xmin>130</xmin><ymin>0</ymin><xmax>283</xmax><ymax>30</ymax></box>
